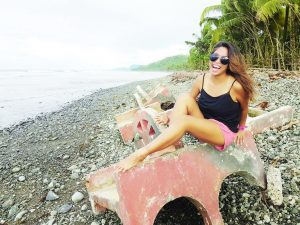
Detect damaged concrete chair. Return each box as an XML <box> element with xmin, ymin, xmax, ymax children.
<box><xmin>86</xmin><ymin>134</ymin><xmax>266</xmax><ymax>225</ymax></box>
<box><xmin>87</xmin><ymin>83</ymin><xmax>294</xmax><ymax>224</ymax></box>
<box><xmin>115</xmin><ymin>84</ymin><xmax>175</xmax><ymax>144</ymax></box>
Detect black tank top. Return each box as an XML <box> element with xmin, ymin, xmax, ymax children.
<box><xmin>197</xmin><ymin>75</ymin><xmax>241</xmax><ymax>133</ymax></box>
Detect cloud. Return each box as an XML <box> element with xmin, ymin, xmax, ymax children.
<box><xmin>0</xmin><ymin>0</ymin><xmax>220</xmax><ymax>70</ymax></box>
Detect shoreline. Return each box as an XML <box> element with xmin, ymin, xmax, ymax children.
<box><xmin>0</xmin><ymin>71</ymin><xmax>299</xmax><ymax>224</ymax></box>
<box><xmin>0</xmin><ymin>70</ymin><xmax>171</xmax><ymax>130</ymax></box>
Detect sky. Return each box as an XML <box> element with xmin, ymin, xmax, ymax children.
<box><xmin>0</xmin><ymin>0</ymin><xmax>220</xmax><ymax>70</ymax></box>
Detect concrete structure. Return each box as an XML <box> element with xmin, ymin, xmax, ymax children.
<box><xmin>86</xmin><ymin>131</ymin><xmax>266</xmax><ymax>225</ymax></box>
<box><xmin>88</xmin><ymin>84</ymin><xmax>293</xmax><ymax>224</ymax></box>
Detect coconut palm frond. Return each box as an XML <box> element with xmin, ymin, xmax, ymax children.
<box><xmin>256</xmin><ymin>0</ymin><xmax>287</xmax><ymax>21</ymax></box>
<box><xmin>200</xmin><ymin>5</ymin><xmax>222</xmax><ymax>24</ymax></box>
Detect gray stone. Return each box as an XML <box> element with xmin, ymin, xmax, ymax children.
<box><xmin>267</xmin><ymin>166</ymin><xmax>283</xmax><ymax>205</ymax></box>
<box><xmin>71</xmin><ymin>192</ymin><xmax>84</xmax><ymax>203</ymax></box>
<box><xmin>8</xmin><ymin>205</ymin><xmax>19</xmax><ymax>218</ymax></box>
<box><xmin>18</xmin><ymin>176</ymin><xmax>25</xmax><ymax>182</ymax></box>
<box><xmin>91</xmin><ymin>222</ymin><xmax>100</xmax><ymax>225</ymax></box>
<box><xmin>264</xmin><ymin>214</ymin><xmax>270</xmax><ymax>223</ymax></box>
<box><xmin>46</xmin><ymin>191</ymin><xmax>59</xmax><ymax>201</ymax></box>
<box><xmin>2</xmin><ymin>198</ymin><xmax>14</xmax><ymax>209</ymax></box>
<box><xmin>12</xmin><ymin>167</ymin><xmax>21</xmax><ymax>173</ymax></box>
<box><xmin>57</xmin><ymin>203</ymin><xmax>72</xmax><ymax>214</ymax></box>
<box><xmin>14</xmin><ymin>210</ymin><xmax>27</xmax><ymax>221</ymax></box>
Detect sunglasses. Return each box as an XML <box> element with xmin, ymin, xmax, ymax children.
<box><xmin>209</xmin><ymin>53</ymin><xmax>229</xmax><ymax>65</ymax></box>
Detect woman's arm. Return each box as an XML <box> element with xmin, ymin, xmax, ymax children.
<box><xmin>233</xmin><ymin>82</ymin><xmax>249</xmax><ymax>144</ymax></box>
<box><xmin>189</xmin><ymin>75</ymin><xmax>203</xmax><ymax>99</ymax></box>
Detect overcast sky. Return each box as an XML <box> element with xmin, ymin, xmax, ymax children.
<box><xmin>0</xmin><ymin>0</ymin><xmax>220</xmax><ymax>70</ymax></box>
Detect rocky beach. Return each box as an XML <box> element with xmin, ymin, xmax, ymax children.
<box><xmin>0</xmin><ymin>70</ymin><xmax>299</xmax><ymax>225</ymax></box>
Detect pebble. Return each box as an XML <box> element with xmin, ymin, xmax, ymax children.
<box><xmin>12</xmin><ymin>167</ymin><xmax>21</xmax><ymax>173</ymax></box>
<box><xmin>63</xmin><ymin>155</ymin><xmax>70</xmax><ymax>159</ymax></box>
<box><xmin>57</xmin><ymin>203</ymin><xmax>73</xmax><ymax>214</ymax></box>
<box><xmin>264</xmin><ymin>214</ymin><xmax>271</xmax><ymax>223</ymax></box>
<box><xmin>43</xmin><ymin>178</ymin><xmax>49</xmax><ymax>184</ymax></box>
<box><xmin>48</xmin><ymin>180</ymin><xmax>56</xmax><ymax>189</ymax></box>
<box><xmin>18</xmin><ymin>176</ymin><xmax>25</xmax><ymax>182</ymax></box>
<box><xmin>72</xmin><ymin>191</ymin><xmax>84</xmax><ymax>203</ymax></box>
<box><xmin>46</xmin><ymin>191</ymin><xmax>59</xmax><ymax>201</ymax></box>
<box><xmin>267</xmin><ymin>166</ymin><xmax>283</xmax><ymax>205</ymax></box>
<box><xmin>91</xmin><ymin>222</ymin><xmax>100</xmax><ymax>225</ymax></box>
<box><xmin>14</xmin><ymin>210</ymin><xmax>27</xmax><ymax>221</ymax></box>
<box><xmin>81</xmin><ymin>204</ymin><xmax>88</xmax><ymax>211</ymax></box>
<box><xmin>46</xmin><ymin>218</ymin><xmax>55</xmax><ymax>225</ymax></box>
<box><xmin>8</xmin><ymin>205</ymin><xmax>19</xmax><ymax>218</ymax></box>
<box><xmin>2</xmin><ymin>198</ymin><xmax>14</xmax><ymax>209</ymax></box>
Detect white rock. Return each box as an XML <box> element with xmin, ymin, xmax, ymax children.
<box><xmin>43</xmin><ymin>178</ymin><xmax>49</xmax><ymax>184</ymax></box>
<box><xmin>2</xmin><ymin>198</ymin><xmax>14</xmax><ymax>209</ymax></box>
<box><xmin>63</xmin><ymin>155</ymin><xmax>70</xmax><ymax>159</ymax></box>
<box><xmin>46</xmin><ymin>218</ymin><xmax>55</xmax><ymax>225</ymax></box>
<box><xmin>18</xmin><ymin>176</ymin><xmax>25</xmax><ymax>182</ymax></box>
<box><xmin>71</xmin><ymin>172</ymin><xmax>79</xmax><ymax>179</ymax></box>
<box><xmin>12</xmin><ymin>167</ymin><xmax>21</xmax><ymax>173</ymax></box>
<box><xmin>242</xmin><ymin>193</ymin><xmax>250</xmax><ymax>198</ymax></box>
<box><xmin>264</xmin><ymin>214</ymin><xmax>270</xmax><ymax>223</ymax></box>
<box><xmin>14</xmin><ymin>210</ymin><xmax>27</xmax><ymax>221</ymax></box>
<box><xmin>48</xmin><ymin>180</ymin><xmax>56</xmax><ymax>189</ymax></box>
<box><xmin>8</xmin><ymin>205</ymin><xmax>18</xmax><ymax>218</ymax></box>
<box><xmin>68</xmin><ymin>165</ymin><xmax>78</xmax><ymax>171</ymax></box>
<box><xmin>91</xmin><ymin>222</ymin><xmax>100</xmax><ymax>225</ymax></box>
<box><xmin>72</xmin><ymin>192</ymin><xmax>84</xmax><ymax>203</ymax></box>
<box><xmin>50</xmin><ymin>210</ymin><xmax>57</xmax><ymax>216</ymax></box>
<box><xmin>267</xmin><ymin>166</ymin><xmax>283</xmax><ymax>205</ymax></box>
<box><xmin>81</xmin><ymin>204</ymin><xmax>88</xmax><ymax>211</ymax></box>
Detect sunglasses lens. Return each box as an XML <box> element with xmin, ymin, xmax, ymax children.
<box><xmin>209</xmin><ymin>54</ymin><xmax>218</xmax><ymax>62</ymax></box>
<box><xmin>220</xmin><ymin>57</ymin><xmax>229</xmax><ymax>65</ymax></box>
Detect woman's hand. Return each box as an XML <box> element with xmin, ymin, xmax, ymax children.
<box><xmin>235</xmin><ymin>130</ymin><xmax>246</xmax><ymax>145</ymax></box>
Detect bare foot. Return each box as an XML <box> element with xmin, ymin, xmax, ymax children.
<box><xmin>117</xmin><ymin>149</ymin><xmax>147</xmax><ymax>172</ymax></box>
<box><xmin>154</xmin><ymin>112</ymin><xmax>169</xmax><ymax>125</ymax></box>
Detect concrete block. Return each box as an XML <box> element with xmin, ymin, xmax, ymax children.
<box><xmin>247</xmin><ymin>106</ymin><xmax>293</xmax><ymax>134</ymax></box>
<box><xmin>86</xmin><ymin>131</ymin><xmax>266</xmax><ymax>225</ymax></box>
<box><xmin>133</xmin><ymin>108</ymin><xmax>182</xmax><ymax>149</ymax></box>
<box><xmin>115</xmin><ymin>102</ymin><xmax>162</xmax><ymax>144</ymax></box>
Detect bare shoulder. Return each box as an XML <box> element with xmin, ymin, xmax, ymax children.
<box><xmin>232</xmin><ymin>80</ymin><xmax>244</xmax><ymax>95</ymax></box>
<box><xmin>231</xmin><ymin>80</ymin><xmax>247</xmax><ymax>103</ymax></box>
<box><xmin>193</xmin><ymin>74</ymin><xmax>205</xmax><ymax>87</ymax></box>
<box><xmin>190</xmin><ymin>74</ymin><xmax>205</xmax><ymax>98</ymax></box>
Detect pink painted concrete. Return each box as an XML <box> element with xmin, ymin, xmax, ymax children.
<box><xmin>86</xmin><ymin>131</ymin><xmax>266</xmax><ymax>225</ymax></box>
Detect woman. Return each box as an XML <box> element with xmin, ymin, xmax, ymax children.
<box><xmin>118</xmin><ymin>41</ymin><xmax>255</xmax><ymax>171</ymax></box>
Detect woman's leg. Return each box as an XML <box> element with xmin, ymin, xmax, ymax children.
<box><xmin>155</xmin><ymin>93</ymin><xmax>204</xmax><ymax>124</ymax></box>
<box><xmin>118</xmin><ymin>114</ymin><xmax>224</xmax><ymax>171</ymax></box>
<box><xmin>169</xmin><ymin>93</ymin><xmax>204</xmax><ymax>122</ymax></box>
<box><xmin>118</xmin><ymin>93</ymin><xmax>218</xmax><ymax>171</ymax></box>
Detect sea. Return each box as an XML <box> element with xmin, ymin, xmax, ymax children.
<box><xmin>0</xmin><ymin>70</ymin><xmax>170</xmax><ymax>129</ymax></box>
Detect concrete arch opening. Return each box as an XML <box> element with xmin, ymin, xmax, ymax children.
<box><xmin>154</xmin><ymin>197</ymin><xmax>205</xmax><ymax>225</ymax></box>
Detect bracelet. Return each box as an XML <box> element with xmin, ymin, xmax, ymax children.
<box><xmin>238</xmin><ymin>125</ymin><xmax>248</xmax><ymax>131</ymax></box>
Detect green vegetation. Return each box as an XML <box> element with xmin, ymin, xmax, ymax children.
<box><xmin>187</xmin><ymin>0</ymin><xmax>300</xmax><ymax>70</ymax></box>
<box><xmin>131</xmin><ymin>55</ymin><xmax>189</xmax><ymax>71</ymax></box>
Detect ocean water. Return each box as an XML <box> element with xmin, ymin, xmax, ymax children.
<box><xmin>0</xmin><ymin>70</ymin><xmax>170</xmax><ymax>129</ymax></box>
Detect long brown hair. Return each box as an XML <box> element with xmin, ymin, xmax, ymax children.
<box><xmin>212</xmin><ymin>41</ymin><xmax>255</xmax><ymax>101</ymax></box>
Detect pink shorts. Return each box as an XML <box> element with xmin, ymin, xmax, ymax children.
<box><xmin>208</xmin><ymin>119</ymin><xmax>237</xmax><ymax>151</ymax></box>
